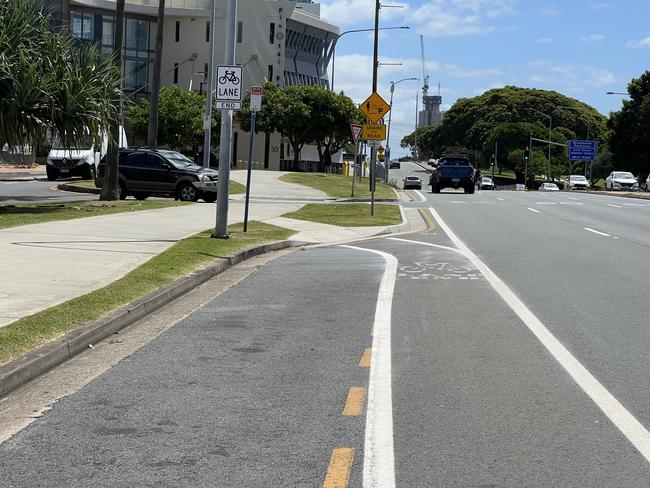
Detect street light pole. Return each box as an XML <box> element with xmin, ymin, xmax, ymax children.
<box><xmin>385</xmin><ymin>77</ymin><xmax>417</xmax><ymax>182</ymax></box>
<box><xmin>527</xmin><ymin>107</ymin><xmax>552</xmax><ymax>182</ymax></box>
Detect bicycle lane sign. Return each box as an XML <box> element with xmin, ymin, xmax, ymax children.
<box><xmin>216</xmin><ymin>65</ymin><xmax>243</xmax><ymax>110</ymax></box>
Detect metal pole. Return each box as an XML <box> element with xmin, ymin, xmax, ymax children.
<box><xmin>214</xmin><ymin>0</ymin><xmax>238</xmax><ymax>238</ymax></box>
<box><xmin>243</xmin><ymin>111</ymin><xmax>256</xmax><ymax>232</ymax></box>
<box><xmin>385</xmin><ymin>82</ymin><xmax>395</xmax><ymax>183</ymax></box>
<box><xmin>414</xmin><ymin>90</ymin><xmax>418</xmax><ymax>160</ymax></box>
<box><xmin>527</xmin><ymin>132</ymin><xmax>532</xmax><ymax>190</ymax></box>
<box><xmin>331</xmin><ymin>41</ymin><xmax>336</xmax><ymax>92</ymax></box>
<box><xmin>370</xmin><ymin>141</ymin><xmax>376</xmax><ymax>216</ymax></box>
<box><xmin>548</xmin><ymin>117</ymin><xmax>552</xmax><ymax>181</ymax></box>
<box><xmin>351</xmin><ymin>142</ymin><xmax>357</xmax><ymax>197</ymax></box>
<box><xmin>202</xmin><ymin>0</ymin><xmax>217</xmax><ymax>168</ymax></box>
<box><xmin>372</xmin><ymin>0</ymin><xmax>380</xmax><ymax>93</ymax></box>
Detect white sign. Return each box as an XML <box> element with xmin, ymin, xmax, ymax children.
<box><xmin>351</xmin><ymin>124</ymin><xmax>362</xmax><ymax>144</ymax></box>
<box><xmin>216</xmin><ymin>64</ymin><xmax>242</xmax><ymax>110</ymax></box>
<box><xmin>250</xmin><ymin>85</ymin><xmax>263</xmax><ymax>112</ymax></box>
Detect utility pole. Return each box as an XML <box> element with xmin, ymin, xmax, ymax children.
<box><xmin>214</xmin><ymin>0</ymin><xmax>238</xmax><ymax>238</ymax></box>
<box><xmin>414</xmin><ymin>90</ymin><xmax>418</xmax><ymax>160</ymax></box>
<box><xmin>202</xmin><ymin>0</ymin><xmax>217</xmax><ymax>169</ymax></box>
<box><xmin>147</xmin><ymin>0</ymin><xmax>165</xmax><ymax>146</ymax></box>
<box><xmin>368</xmin><ymin>0</ymin><xmax>380</xmax><ymax>216</ymax></box>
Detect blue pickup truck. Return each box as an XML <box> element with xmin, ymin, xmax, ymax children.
<box><xmin>429</xmin><ymin>155</ymin><xmax>476</xmax><ymax>194</ymax></box>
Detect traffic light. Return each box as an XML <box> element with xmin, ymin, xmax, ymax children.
<box><xmin>523</xmin><ymin>148</ymin><xmax>530</xmax><ymax>161</ymax></box>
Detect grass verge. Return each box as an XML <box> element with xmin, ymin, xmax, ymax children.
<box><xmin>279</xmin><ymin>173</ymin><xmax>397</xmax><ymax>200</ymax></box>
<box><xmin>0</xmin><ymin>200</ymin><xmax>189</xmax><ymax>230</ymax></box>
<box><xmin>0</xmin><ymin>221</ymin><xmax>294</xmax><ymax>366</ymax></box>
<box><xmin>282</xmin><ymin>203</ymin><xmax>402</xmax><ymax>227</ymax></box>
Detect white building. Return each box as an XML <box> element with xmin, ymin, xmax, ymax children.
<box><xmin>48</xmin><ymin>0</ymin><xmax>340</xmax><ymax>170</ymax></box>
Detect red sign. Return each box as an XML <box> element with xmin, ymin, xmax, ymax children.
<box><xmin>250</xmin><ymin>85</ymin><xmax>263</xmax><ymax>96</ymax></box>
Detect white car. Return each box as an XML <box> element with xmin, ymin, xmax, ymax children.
<box><xmin>539</xmin><ymin>182</ymin><xmax>560</xmax><ymax>191</ymax></box>
<box><xmin>478</xmin><ymin>177</ymin><xmax>495</xmax><ymax>190</ymax></box>
<box><xmin>643</xmin><ymin>174</ymin><xmax>650</xmax><ymax>192</ymax></box>
<box><xmin>567</xmin><ymin>175</ymin><xmax>590</xmax><ymax>191</ymax></box>
<box><xmin>403</xmin><ymin>176</ymin><xmax>422</xmax><ymax>189</ymax></box>
<box><xmin>605</xmin><ymin>171</ymin><xmax>638</xmax><ymax>191</ymax></box>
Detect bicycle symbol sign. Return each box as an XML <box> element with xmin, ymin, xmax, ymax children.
<box><xmin>216</xmin><ymin>65</ymin><xmax>243</xmax><ymax>110</ymax></box>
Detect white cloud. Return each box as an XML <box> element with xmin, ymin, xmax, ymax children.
<box><xmin>320</xmin><ymin>0</ymin><xmax>406</xmax><ymax>26</ymax></box>
<box><xmin>626</xmin><ymin>37</ymin><xmax>650</xmax><ymax>49</ymax></box>
<box><xmin>581</xmin><ymin>34</ymin><xmax>605</xmax><ymax>42</ymax></box>
<box><xmin>536</xmin><ymin>37</ymin><xmax>554</xmax><ymax>44</ymax></box>
<box><xmin>590</xmin><ymin>2</ymin><xmax>610</xmax><ymax>10</ymax></box>
<box><xmin>526</xmin><ymin>60</ymin><xmax>616</xmax><ymax>89</ymax></box>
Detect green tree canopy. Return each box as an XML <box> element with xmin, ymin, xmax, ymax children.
<box><xmin>129</xmin><ymin>85</ymin><xmax>218</xmax><ymax>151</ymax></box>
<box><xmin>0</xmin><ymin>0</ymin><xmax>119</xmax><ymax>149</ymax></box>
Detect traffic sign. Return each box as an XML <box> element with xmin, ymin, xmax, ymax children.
<box><xmin>216</xmin><ymin>64</ymin><xmax>243</xmax><ymax>110</ymax></box>
<box><xmin>377</xmin><ymin>145</ymin><xmax>385</xmax><ymax>154</ymax></box>
<box><xmin>249</xmin><ymin>85</ymin><xmax>263</xmax><ymax>112</ymax></box>
<box><xmin>351</xmin><ymin>124</ymin><xmax>363</xmax><ymax>144</ymax></box>
<box><xmin>360</xmin><ymin>92</ymin><xmax>390</xmax><ymax>123</ymax></box>
<box><xmin>568</xmin><ymin>140</ymin><xmax>597</xmax><ymax>161</ymax></box>
<box><xmin>362</xmin><ymin>124</ymin><xmax>386</xmax><ymax>141</ymax></box>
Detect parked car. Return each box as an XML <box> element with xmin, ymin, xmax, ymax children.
<box><xmin>642</xmin><ymin>174</ymin><xmax>650</xmax><ymax>192</ymax></box>
<box><xmin>46</xmin><ymin>127</ymin><xmax>127</xmax><ymax>181</ymax></box>
<box><xmin>478</xmin><ymin>177</ymin><xmax>495</xmax><ymax>190</ymax></box>
<box><xmin>389</xmin><ymin>161</ymin><xmax>400</xmax><ymax>169</ymax></box>
<box><xmin>96</xmin><ymin>148</ymin><xmax>218</xmax><ymax>202</ymax></box>
<box><xmin>538</xmin><ymin>182</ymin><xmax>560</xmax><ymax>192</ymax></box>
<box><xmin>605</xmin><ymin>171</ymin><xmax>638</xmax><ymax>191</ymax></box>
<box><xmin>403</xmin><ymin>176</ymin><xmax>422</xmax><ymax>190</ymax></box>
<box><xmin>566</xmin><ymin>175</ymin><xmax>590</xmax><ymax>190</ymax></box>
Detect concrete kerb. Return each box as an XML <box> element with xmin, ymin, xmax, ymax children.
<box><xmin>56</xmin><ymin>183</ymin><xmax>100</xmax><ymax>194</ymax></box>
<box><xmin>0</xmin><ymin>239</ymin><xmax>306</xmax><ymax>399</ymax></box>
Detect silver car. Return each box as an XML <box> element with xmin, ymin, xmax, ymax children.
<box><xmin>605</xmin><ymin>171</ymin><xmax>638</xmax><ymax>191</ymax></box>
<box><xmin>567</xmin><ymin>175</ymin><xmax>589</xmax><ymax>190</ymax></box>
<box><xmin>403</xmin><ymin>176</ymin><xmax>422</xmax><ymax>190</ymax></box>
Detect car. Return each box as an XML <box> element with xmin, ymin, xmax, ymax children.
<box><xmin>478</xmin><ymin>177</ymin><xmax>495</xmax><ymax>190</ymax></box>
<box><xmin>538</xmin><ymin>182</ymin><xmax>560</xmax><ymax>191</ymax></box>
<box><xmin>96</xmin><ymin>148</ymin><xmax>218</xmax><ymax>202</ymax></box>
<box><xmin>605</xmin><ymin>171</ymin><xmax>638</xmax><ymax>191</ymax></box>
<box><xmin>403</xmin><ymin>176</ymin><xmax>422</xmax><ymax>190</ymax></box>
<box><xmin>389</xmin><ymin>161</ymin><xmax>400</xmax><ymax>169</ymax></box>
<box><xmin>642</xmin><ymin>174</ymin><xmax>650</xmax><ymax>192</ymax></box>
<box><xmin>566</xmin><ymin>175</ymin><xmax>590</xmax><ymax>190</ymax></box>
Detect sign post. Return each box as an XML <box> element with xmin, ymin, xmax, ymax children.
<box><xmin>350</xmin><ymin>124</ymin><xmax>362</xmax><ymax>197</ymax></box>
<box><xmin>243</xmin><ymin>86</ymin><xmax>262</xmax><ymax>232</ymax></box>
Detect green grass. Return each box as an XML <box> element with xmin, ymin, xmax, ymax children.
<box><xmin>279</xmin><ymin>173</ymin><xmax>397</xmax><ymax>200</ymax></box>
<box><xmin>0</xmin><ymin>221</ymin><xmax>294</xmax><ymax>366</ymax></box>
<box><xmin>0</xmin><ymin>200</ymin><xmax>189</xmax><ymax>230</ymax></box>
<box><xmin>282</xmin><ymin>203</ymin><xmax>402</xmax><ymax>227</ymax></box>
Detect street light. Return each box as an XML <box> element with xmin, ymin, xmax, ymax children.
<box><xmin>606</xmin><ymin>91</ymin><xmax>628</xmax><ymax>96</ymax></box>
<box><xmin>330</xmin><ymin>26</ymin><xmax>409</xmax><ymax>92</ymax></box>
<box><xmin>527</xmin><ymin>107</ymin><xmax>553</xmax><ymax>182</ymax></box>
<box><xmin>385</xmin><ymin>77</ymin><xmax>418</xmax><ymax>181</ymax></box>
<box><xmin>558</xmin><ymin>105</ymin><xmax>593</xmax><ymax>180</ymax></box>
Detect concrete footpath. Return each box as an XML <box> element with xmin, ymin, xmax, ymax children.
<box><xmin>0</xmin><ymin>170</ymin><xmax>424</xmax><ymax>327</ymax></box>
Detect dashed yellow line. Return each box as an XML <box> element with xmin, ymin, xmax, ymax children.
<box><xmin>342</xmin><ymin>387</ymin><xmax>366</xmax><ymax>416</ymax></box>
<box><xmin>323</xmin><ymin>448</ymin><xmax>355</xmax><ymax>488</ymax></box>
<box><xmin>359</xmin><ymin>348</ymin><xmax>372</xmax><ymax>368</ymax></box>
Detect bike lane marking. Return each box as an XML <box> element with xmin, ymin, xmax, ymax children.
<box><xmin>423</xmin><ymin>206</ymin><xmax>650</xmax><ymax>463</ymax></box>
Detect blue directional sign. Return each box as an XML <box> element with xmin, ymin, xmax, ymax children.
<box><xmin>568</xmin><ymin>140</ymin><xmax>597</xmax><ymax>161</ymax></box>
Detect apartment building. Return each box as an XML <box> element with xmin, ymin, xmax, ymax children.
<box><xmin>47</xmin><ymin>0</ymin><xmax>340</xmax><ymax>169</ymax></box>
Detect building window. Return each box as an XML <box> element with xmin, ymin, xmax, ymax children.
<box><xmin>173</xmin><ymin>63</ymin><xmax>179</xmax><ymax>84</ymax></box>
<box><xmin>175</xmin><ymin>20</ymin><xmax>180</xmax><ymax>42</ymax></box>
<box><xmin>102</xmin><ymin>15</ymin><xmax>114</xmax><ymax>48</ymax></box>
<box><xmin>71</xmin><ymin>11</ymin><xmax>93</xmax><ymax>41</ymax></box>
<box><xmin>206</xmin><ymin>21</ymin><xmax>210</xmax><ymax>42</ymax></box>
<box><xmin>269</xmin><ymin>22</ymin><xmax>275</xmax><ymax>44</ymax></box>
<box><xmin>267</xmin><ymin>65</ymin><xmax>273</xmax><ymax>82</ymax></box>
<box><xmin>237</xmin><ymin>21</ymin><xmax>243</xmax><ymax>43</ymax></box>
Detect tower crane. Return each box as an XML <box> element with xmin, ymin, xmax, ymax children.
<box><xmin>420</xmin><ymin>35</ymin><xmax>429</xmax><ymax>98</ymax></box>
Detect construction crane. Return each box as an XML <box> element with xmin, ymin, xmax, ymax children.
<box><xmin>420</xmin><ymin>35</ymin><xmax>429</xmax><ymax>98</ymax></box>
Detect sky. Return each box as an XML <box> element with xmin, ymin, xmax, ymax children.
<box><xmin>320</xmin><ymin>0</ymin><xmax>650</xmax><ymax>157</ymax></box>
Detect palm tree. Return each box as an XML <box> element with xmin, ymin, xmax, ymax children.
<box><xmin>147</xmin><ymin>0</ymin><xmax>165</xmax><ymax>146</ymax></box>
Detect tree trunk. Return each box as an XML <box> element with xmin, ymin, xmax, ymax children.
<box><xmin>147</xmin><ymin>0</ymin><xmax>165</xmax><ymax>146</ymax></box>
<box><xmin>100</xmin><ymin>0</ymin><xmax>125</xmax><ymax>201</ymax></box>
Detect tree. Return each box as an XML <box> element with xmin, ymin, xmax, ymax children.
<box><xmin>147</xmin><ymin>0</ymin><xmax>165</xmax><ymax>146</ymax></box>
<box><xmin>130</xmin><ymin>85</ymin><xmax>218</xmax><ymax>152</ymax></box>
<box><xmin>608</xmin><ymin>70</ymin><xmax>650</xmax><ymax>181</ymax></box>
<box><xmin>0</xmin><ymin>0</ymin><xmax>118</xmax><ymax>151</ymax></box>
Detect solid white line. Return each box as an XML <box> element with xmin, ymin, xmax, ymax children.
<box><xmin>496</xmin><ymin>197</ymin><xmax>505</xmax><ymax>201</ymax></box>
<box><xmin>388</xmin><ymin>237</ymin><xmax>462</xmax><ymax>254</ymax></box>
<box><xmin>341</xmin><ymin>245</ymin><xmax>397</xmax><ymax>488</ymax></box>
<box><xmin>527</xmin><ymin>207</ymin><xmax>542</xmax><ymax>213</ymax></box>
<box><xmin>426</xmin><ymin>207</ymin><xmax>650</xmax><ymax>463</ymax></box>
<box><xmin>413</xmin><ymin>190</ymin><xmax>427</xmax><ymax>202</ymax></box>
<box><xmin>607</xmin><ymin>204</ymin><xmax>623</xmax><ymax>208</ymax></box>
<box><xmin>584</xmin><ymin>227</ymin><xmax>611</xmax><ymax>237</ymax></box>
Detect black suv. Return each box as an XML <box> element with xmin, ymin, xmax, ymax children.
<box><xmin>96</xmin><ymin>148</ymin><xmax>218</xmax><ymax>202</ymax></box>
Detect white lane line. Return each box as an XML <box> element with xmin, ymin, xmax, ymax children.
<box><xmin>527</xmin><ymin>207</ymin><xmax>542</xmax><ymax>214</ymax></box>
<box><xmin>496</xmin><ymin>197</ymin><xmax>504</xmax><ymax>201</ymax></box>
<box><xmin>584</xmin><ymin>227</ymin><xmax>611</xmax><ymax>237</ymax></box>
<box><xmin>607</xmin><ymin>204</ymin><xmax>623</xmax><ymax>208</ymax></box>
<box><xmin>568</xmin><ymin>197</ymin><xmax>580</xmax><ymax>201</ymax></box>
<box><xmin>388</xmin><ymin>237</ymin><xmax>461</xmax><ymax>254</ymax></box>
<box><xmin>425</xmin><ymin>206</ymin><xmax>650</xmax><ymax>463</ymax></box>
<box><xmin>413</xmin><ymin>190</ymin><xmax>427</xmax><ymax>202</ymax></box>
<box><xmin>340</xmin><ymin>245</ymin><xmax>397</xmax><ymax>488</ymax></box>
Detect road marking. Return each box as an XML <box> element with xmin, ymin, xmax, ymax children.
<box><xmin>526</xmin><ymin>207</ymin><xmax>542</xmax><ymax>214</ymax></box>
<box><xmin>426</xmin><ymin>206</ymin><xmax>650</xmax><ymax>463</ymax></box>
<box><xmin>359</xmin><ymin>348</ymin><xmax>372</xmax><ymax>367</ymax></box>
<box><xmin>496</xmin><ymin>197</ymin><xmax>504</xmax><ymax>201</ymax></box>
<box><xmin>343</xmin><ymin>387</ymin><xmax>367</xmax><ymax>416</ymax></box>
<box><xmin>413</xmin><ymin>190</ymin><xmax>427</xmax><ymax>202</ymax></box>
<box><xmin>584</xmin><ymin>227</ymin><xmax>611</xmax><ymax>237</ymax></box>
<box><xmin>607</xmin><ymin>204</ymin><xmax>623</xmax><ymax>208</ymax></box>
<box><xmin>341</xmin><ymin>245</ymin><xmax>397</xmax><ymax>488</ymax></box>
<box><xmin>568</xmin><ymin>197</ymin><xmax>580</xmax><ymax>200</ymax></box>
<box><xmin>535</xmin><ymin>202</ymin><xmax>556</xmax><ymax>205</ymax></box>
<box><xmin>323</xmin><ymin>448</ymin><xmax>355</xmax><ymax>488</ymax></box>
<box><xmin>389</xmin><ymin>237</ymin><xmax>460</xmax><ymax>254</ymax></box>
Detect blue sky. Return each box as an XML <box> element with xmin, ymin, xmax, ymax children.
<box><xmin>321</xmin><ymin>0</ymin><xmax>650</xmax><ymax>157</ymax></box>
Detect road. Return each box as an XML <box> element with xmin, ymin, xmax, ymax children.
<box><xmin>0</xmin><ymin>179</ymin><xmax>97</xmax><ymax>202</ymax></box>
<box><xmin>385</xmin><ymin>161</ymin><xmax>429</xmax><ymax>189</ymax></box>
<box><xmin>2</xmin><ymin>188</ymin><xmax>650</xmax><ymax>486</ymax></box>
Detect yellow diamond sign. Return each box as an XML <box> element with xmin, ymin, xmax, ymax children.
<box><xmin>360</xmin><ymin>92</ymin><xmax>390</xmax><ymax>124</ymax></box>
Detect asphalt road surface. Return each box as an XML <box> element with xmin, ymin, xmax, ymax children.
<box><xmin>0</xmin><ymin>179</ymin><xmax>98</xmax><ymax>203</ymax></box>
<box><xmin>2</xmin><ymin>189</ymin><xmax>650</xmax><ymax>486</ymax></box>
